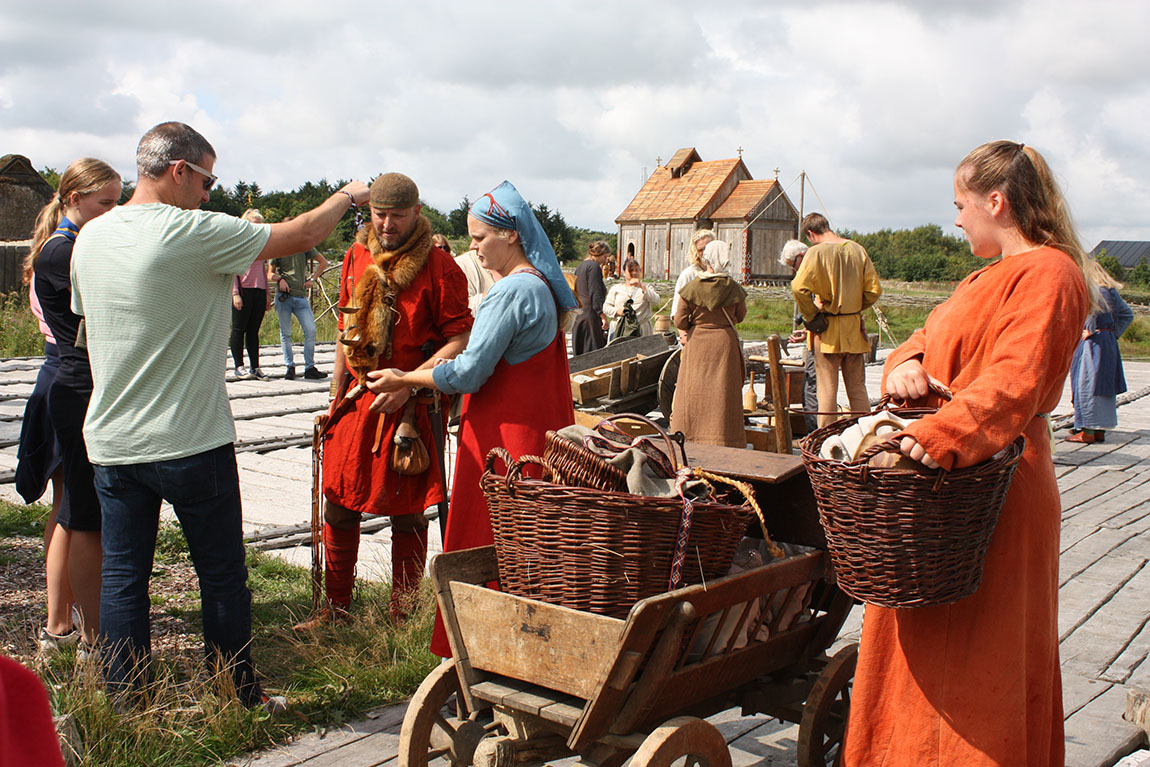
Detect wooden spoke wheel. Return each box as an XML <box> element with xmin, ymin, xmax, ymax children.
<box><xmin>797</xmin><ymin>643</ymin><xmax>859</xmax><ymax>767</ymax></box>
<box><xmin>658</xmin><ymin>348</ymin><xmax>681</xmax><ymax>420</ymax></box>
<box><xmin>399</xmin><ymin>660</ymin><xmax>491</xmax><ymax>767</ymax></box>
<box><xmin>631</xmin><ymin>716</ymin><xmax>732</xmax><ymax>767</ymax></box>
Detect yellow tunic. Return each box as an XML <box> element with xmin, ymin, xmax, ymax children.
<box><xmin>791</xmin><ymin>240</ymin><xmax>881</xmax><ymax>354</ymax></box>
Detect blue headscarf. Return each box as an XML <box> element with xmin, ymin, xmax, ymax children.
<box><xmin>469</xmin><ymin>181</ymin><xmax>578</xmax><ymax>311</ymax></box>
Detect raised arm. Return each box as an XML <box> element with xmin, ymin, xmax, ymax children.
<box><xmin>257</xmin><ymin>181</ymin><xmax>369</xmax><ymax>261</ymax></box>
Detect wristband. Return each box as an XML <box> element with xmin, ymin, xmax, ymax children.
<box><xmin>338</xmin><ymin>190</ymin><xmax>356</xmax><ymax>209</ymax></box>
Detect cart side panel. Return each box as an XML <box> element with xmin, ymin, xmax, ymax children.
<box><xmin>450</xmin><ymin>582</ymin><xmax>625</xmax><ymax>700</ymax></box>
<box><xmin>608</xmin><ymin>551</ymin><xmax>845</xmax><ymax>741</ymax></box>
<box><xmin>635</xmin><ymin>622</ymin><xmax>820</xmax><ymax>727</ymax></box>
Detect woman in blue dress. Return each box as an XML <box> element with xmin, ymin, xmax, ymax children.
<box><xmin>1067</xmin><ymin>259</ymin><xmax>1135</xmax><ymax>443</ymax></box>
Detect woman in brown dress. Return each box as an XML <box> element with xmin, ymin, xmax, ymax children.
<box><xmin>670</xmin><ymin>272</ymin><xmax>747</xmax><ymax>446</ymax></box>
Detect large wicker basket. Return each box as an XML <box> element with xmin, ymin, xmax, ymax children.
<box><xmin>482</xmin><ymin>448</ymin><xmax>753</xmax><ymax>618</ymax></box>
<box><xmin>799</xmin><ymin>404</ymin><xmax>1024</xmax><ymax>608</ymax></box>
<box><xmin>544</xmin><ymin>413</ymin><xmax>685</xmax><ymax>493</ymax></box>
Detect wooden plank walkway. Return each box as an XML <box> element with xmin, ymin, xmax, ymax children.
<box><xmin>1</xmin><ymin>345</ymin><xmax>1148</xmax><ymax>766</ymax></box>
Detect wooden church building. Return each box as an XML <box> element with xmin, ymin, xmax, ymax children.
<box><xmin>615</xmin><ymin>148</ymin><xmax>799</xmax><ymax>283</ymax></box>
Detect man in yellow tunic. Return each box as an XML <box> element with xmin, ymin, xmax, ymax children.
<box><xmin>793</xmin><ymin>212</ymin><xmax>882</xmax><ymax>427</ymax></box>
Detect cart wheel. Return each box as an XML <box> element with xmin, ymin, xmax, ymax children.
<box><xmin>658</xmin><ymin>348</ymin><xmax>681</xmax><ymax>420</ymax></box>
<box><xmin>797</xmin><ymin>643</ymin><xmax>859</xmax><ymax>767</ymax></box>
<box><xmin>399</xmin><ymin>659</ymin><xmax>489</xmax><ymax>767</ymax></box>
<box><xmin>631</xmin><ymin>716</ymin><xmax>732</xmax><ymax>767</ymax></box>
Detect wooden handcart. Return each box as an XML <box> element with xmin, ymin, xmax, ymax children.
<box><xmin>400</xmin><ymin>449</ymin><xmax>857</xmax><ymax>767</ymax></box>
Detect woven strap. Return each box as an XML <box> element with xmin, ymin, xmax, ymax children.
<box><xmin>668</xmin><ymin>469</ymin><xmax>697</xmax><ymax>591</ymax></box>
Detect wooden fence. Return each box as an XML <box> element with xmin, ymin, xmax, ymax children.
<box><xmin>0</xmin><ymin>244</ymin><xmax>26</xmax><ymax>295</ymax></box>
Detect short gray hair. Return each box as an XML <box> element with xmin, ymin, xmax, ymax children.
<box><xmin>136</xmin><ymin>122</ymin><xmax>216</xmax><ymax>179</ymax></box>
<box><xmin>779</xmin><ymin>239</ymin><xmax>808</xmax><ymax>267</ymax></box>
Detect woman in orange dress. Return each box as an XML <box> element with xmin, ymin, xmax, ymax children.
<box><xmin>843</xmin><ymin>141</ymin><xmax>1097</xmax><ymax>766</ymax></box>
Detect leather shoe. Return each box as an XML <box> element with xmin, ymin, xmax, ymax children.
<box><xmin>304</xmin><ymin>367</ymin><xmax>327</xmax><ymax>380</ymax></box>
<box><xmin>291</xmin><ymin>606</ymin><xmax>350</xmax><ymax>631</ymax></box>
<box><xmin>1066</xmin><ymin>431</ymin><xmax>1096</xmax><ymax>444</ymax></box>
<box><xmin>284</xmin><ymin>367</ymin><xmax>296</xmax><ymax>380</ymax></box>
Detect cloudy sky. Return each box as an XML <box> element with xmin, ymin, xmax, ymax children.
<box><xmin>2</xmin><ymin>0</ymin><xmax>1148</xmax><ymax>248</ymax></box>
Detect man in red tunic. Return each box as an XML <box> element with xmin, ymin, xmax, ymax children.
<box><xmin>296</xmin><ymin>173</ymin><xmax>472</xmax><ymax>628</ymax></box>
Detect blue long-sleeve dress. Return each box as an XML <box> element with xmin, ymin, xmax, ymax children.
<box><xmin>1070</xmin><ymin>286</ymin><xmax>1135</xmax><ymax>430</ymax></box>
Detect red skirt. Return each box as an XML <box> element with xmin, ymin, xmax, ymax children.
<box><xmin>430</xmin><ymin>331</ymin><xmax>573</xmax><ymax>656</ymax></box>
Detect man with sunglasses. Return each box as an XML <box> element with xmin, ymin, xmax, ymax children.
<box><xmin>70</xmin><ymin>121</ymin><xmax>369</xmax><ymax>712</ymax></box>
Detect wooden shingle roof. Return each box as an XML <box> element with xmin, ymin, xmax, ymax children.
<box><xmin>616</xmin><ymin>157</ymin><xmax>745</xmax><ymax>223</ymax></box>
<box><xmin>711</xmin><ymin>179</ymin><xmax>781</xmax><ymax>221</ymax></box>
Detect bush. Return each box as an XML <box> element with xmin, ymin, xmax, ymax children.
<box><xmin>1129</xmin><ymin>259</ymin><xmax>1150</xmax><ymax>287</ymax></box>
<box><xmin>0</xmin><ymin>288</ymin><xmax>43</xmax><ymax>357</ymax></box>
<box><xmin>1097</xmin><ymin>254</ymin><xmax>1126</xmax><ymax>283</ymax></box>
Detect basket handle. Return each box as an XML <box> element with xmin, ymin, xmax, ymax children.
<box><xmin>505</xmin><ymin>454</ymin><xmax>555</xmax><ymax>494</ymax></box>
<box><xmin>849</xmin><ymin>437</ymin><xmax>947</xmax><ymax>492</ymax></box>
<box><xmin>878</xmin><ymin>378</ymin><xmax>953</xmax><ymax>409</ymax></box>
<box><xmin>599</xmin><ymin>412</ymin><xmax>688</xmax><ymax>470</ymax></box>
<box><xmin>484</xmin><ymin>447</ymin><xmax>515</xmax><ymax>476</ymax></box>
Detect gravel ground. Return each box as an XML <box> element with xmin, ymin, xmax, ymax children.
<box><xmin>0</xmin><ymin>534</ymin><xmax>204</xmax><ymax>670</ymax></box>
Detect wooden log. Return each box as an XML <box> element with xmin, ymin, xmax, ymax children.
<box><xmin>54</xmin><ymin>714</ymin><xmax>82</xmax><ymax>767</ymax></box>
<box><xmin>766</xmin><ymin>334</ymin><xmax>792</xmax><ymax>454</ymax></box>
<box><xmin>1125</xmin><ymin>687</ymin><xmax>1150</xmax><ymax>737</ymax></box>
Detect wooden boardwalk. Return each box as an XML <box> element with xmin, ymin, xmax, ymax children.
<box><xmin>1</xmin><ymin>345</ymin><xmax>1148</xmax><ymax>766</ymax></box>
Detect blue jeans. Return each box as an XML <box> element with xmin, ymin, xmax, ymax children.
<box><xmin>93</xmin><ymin>443</ymin><xmax>260</xmax><ymax>705</ymax></box>
<box><xmin>275</xmin><ymin>294</ymin><xmax>316</xmax><ymax>369</ymax></box>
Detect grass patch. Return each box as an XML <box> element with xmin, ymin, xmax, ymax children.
<box><xmin>0</xmin><ymin>499</ymin><xmax>438</xmax><ymax>767</ymax></box>
<box><xmin>0</xmin><ymin>288</ymin><xmax>44</xmax><ymax>358</ymax></box>
<box><xmin>0</xmin><ymin>499</ymin><xmax>47</xmax><ymax>538</ymax></box>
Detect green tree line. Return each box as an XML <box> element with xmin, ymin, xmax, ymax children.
<box><xmin>840</xmin><ymin>224</ymin><xmax>982</xmax><ymax>283</ymax></box>
<box><xmin>34</xmin><ymin>167</ymin><xmax>1148</xmax><ymax>284</ymax></box>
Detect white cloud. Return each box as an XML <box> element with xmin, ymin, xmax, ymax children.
<box><xmin>1</xmin><ymin>0</ymin><xmax>1147</xmax><ymax>249</ymax></box>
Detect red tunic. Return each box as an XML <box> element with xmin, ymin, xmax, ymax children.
<box><xmin>430</xmin><ymin>329</ymin><xmax>574</xmax><ymax>657</ymax></box>
<box><xmin>0</xmin><ymin>655</ymin><xmax>65</xmax><ymax>767</ymax></box>
<box><xmin>323</xmin><ymin>242</ymin><xmax>471</xmax><ymax>516</ymax></box>
<box><xmin>843</xmin><ymin>247</ymin><xmax>1088</xmax><ymax>767</ymax></box>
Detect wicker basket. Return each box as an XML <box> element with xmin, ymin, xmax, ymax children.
<box><xmin>544</xmin><ymin>413</ymin><xmax>685</xmax><ymax>492</ymax></box>
<box><xmin>483</xmin><ymin>448</ymin><xmax>753</xmax><ymax>618</ymax></box>
<box><xmin>799</xmin><ymin>402</ymin><xmax>1024</xmax><ymax>608</ymax></box>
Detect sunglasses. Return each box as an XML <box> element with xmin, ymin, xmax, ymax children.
<box><xmin>169</xmin><ymin>159</ymin><xmax>217</xmax><ymax>191</ymax></box>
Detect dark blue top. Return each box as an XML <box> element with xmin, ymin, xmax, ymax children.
<box><xmin>33</xmin><ymin>218</ymin><xmax>93</xmax><ymax>393</ymax></box>
<box><xmin>1072</xmin><ymin>286</ymin><xmax>1134</xmax><ymax>397</ymax></box>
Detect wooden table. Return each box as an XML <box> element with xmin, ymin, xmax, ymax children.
<box><xmin>684</xmin><ymin>442</ymin><xmax>826</xmax><ymax>549</ymax></box>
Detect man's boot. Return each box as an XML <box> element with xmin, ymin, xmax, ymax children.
<box><xmin>292</xmin><ymin>521</ymin><xmax>358</xmax><ymax>631</ymax></box>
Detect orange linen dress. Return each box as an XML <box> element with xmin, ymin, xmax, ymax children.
<box><xmin>843</xmin><ymin>247</ymin><xmax>1088</xmax><ymax>767</ymax></box>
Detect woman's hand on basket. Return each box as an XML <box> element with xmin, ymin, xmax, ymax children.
<box><xmin>885</xmin><ymin>359</ymin><xmax>951</xmax><ymax>403</ymax></box>
<box><xmin>899</xmin><ymin>435</ymin><xmax>940</xmax><ymax>469</ymax></box>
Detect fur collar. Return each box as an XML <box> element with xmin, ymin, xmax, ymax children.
<box><xmin>356</xmin><ymin>215</ymin><xmax>432</xmax><ymax>292</ymax></box>
<box><xmin>340</xmin><ymin>215</ymin><xmax>433</xmax><ymax>378</ymax></box>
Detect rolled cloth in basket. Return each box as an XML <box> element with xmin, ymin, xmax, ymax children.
<box><xmin>818</xmin><ymin>409</ymin><xmax>911</xmax><ymax>462</ymax></box>
<box><xmin>555</xmin><ymin>424</ymin><xmax>710</xmax><ymax>499</ymax></box>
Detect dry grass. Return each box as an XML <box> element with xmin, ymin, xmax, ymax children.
<box><xmin>0</xmin><ymin>500</ymin><xmax>438</xmax><ymax>767</ymax></box>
